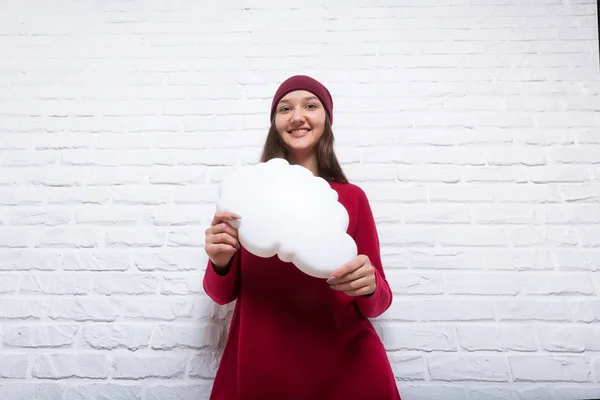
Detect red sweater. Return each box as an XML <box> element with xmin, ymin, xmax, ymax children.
<box><xmin>203</xmin><ymin>181</ymin><xmax>400</xmax><ymax>400</ymax></box>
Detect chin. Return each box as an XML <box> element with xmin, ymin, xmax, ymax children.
<box><xmin>286</xmin><ymin>145</ymin><xmax>310</xmax><ymax>152</ymax></box>
<box><xmin>284</xmin><ymin>144</ymin><xmax>315</xmax><ymax>155</ymax></box>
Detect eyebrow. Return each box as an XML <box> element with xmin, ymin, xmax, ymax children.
<box><xmin>278</xmin><ymin>96</ymin><xmax>319</xmax><ymax>104</ymax></box>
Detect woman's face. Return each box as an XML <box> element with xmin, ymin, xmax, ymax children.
<box><xmin>274</xmin><ymin>90</ymin><xmax>327</xmax><ymax>155</ymax></box>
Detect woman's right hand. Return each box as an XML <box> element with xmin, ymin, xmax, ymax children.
<box><xmin>205</xmin><ymin>212</ymin><xmax>241</xmax><ymax>269</ymax></box>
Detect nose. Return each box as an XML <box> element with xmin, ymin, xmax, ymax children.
<box><xmin>290</xmin><ymin>106</ymin><xmax>305</xmax><ymax>124</ymax></box>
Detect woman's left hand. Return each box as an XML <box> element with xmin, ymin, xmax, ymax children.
<box><xmin>327</xmin><ymin>254</ymin><xmax>376</xmax><ymax>296</ymax></box>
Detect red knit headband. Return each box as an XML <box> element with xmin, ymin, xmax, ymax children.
<box><xmin>270</xmin><ymin>75</ymin><xmax>334</xmax><ymax>124</ymax></box>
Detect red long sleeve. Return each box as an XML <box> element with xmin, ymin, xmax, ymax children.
<box><xmin>202</xmin><ymin>251</ymin><xmax>241</xmax><ymax>305</ymax></box>
<box><xmin>204</xmin><ymin>181</ymin><xmax>400</xmax><ymax>399</ymax></box>
<box><xmin>353</xmin><ymin>187</ymin><xmax>393</xmax><ymax>318</ymax></box>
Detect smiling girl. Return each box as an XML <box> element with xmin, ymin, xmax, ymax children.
<box><xmin>203</xmin><ymin>75</ymin><xmax>401</xmax><ymax>400</ymax></box>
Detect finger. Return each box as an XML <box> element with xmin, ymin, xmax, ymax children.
<box><xmin>328</xmin><ymin>261</ymin><xmax>360</xmax><ymax>282</ymax></box>
<box><xmin>206</xmin><ymin>243</ymin><xmax>237</xmax><ymax>255</ymax></box>
<box><xmin>211</xmin><ymin>212</ymin><xmax>241</xmax><ymax>226</ymax></box>
<box><xmin>327</xmin><ymin>256</ymin><xmax>367</xmax><ymax>283</ymax></box>
<box><xmin>330</xmin><ymin>276</ymin><xmax>372</xmax><ymax>292</ymax></box>
<box><xmin>209</xmin><ymin>222</ymin><xmax>239</xmax><ymax>239</ymax></box>
<box><xmin>207</xmin><ymin>232</ymin><xmax>239</xmax><ymax>249</ymax></box>
<box><xmin>332</xmin><ymin>266</ymin><xmax>370</xmax><ymax>285</ymax></box>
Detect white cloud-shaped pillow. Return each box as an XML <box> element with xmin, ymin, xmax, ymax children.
<box><xmin>216</xmin><ymin>158</ymin><xmax>357</xmax><ymax>279</ymax></box>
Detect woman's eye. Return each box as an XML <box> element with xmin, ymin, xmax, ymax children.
<box><xmin>279</xmin><ymin>106</ymin><xmax>291</xmax><ymax>112</ymax></box>
<box><xmin>306</xmin><ymin>104</ymin><xmax>317</xmax><ymax>109</ymax></box>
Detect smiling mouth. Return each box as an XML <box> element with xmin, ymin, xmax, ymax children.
<box><xmin>289</xmin><ymin>128</ymin><xmax>310</xmax><ymax>136</ymax></box>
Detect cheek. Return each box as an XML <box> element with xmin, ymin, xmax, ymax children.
<box><xmin>274</xmin><ymin>117</ymin><xmax>288</xmax><ymax>136</ymax></box>
<box><xmin>308</xmin><ymin>114</ymin><xmax>326</xmax><ymax>131</ymax></box>
<box><xmin>310</xmin><ymin>120</ymin><xmax>326</xmax><ymax>137</ymax></box>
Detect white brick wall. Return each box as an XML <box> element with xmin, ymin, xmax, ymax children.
<box><xmin>0</xmin><ymin>0</ymin><xmax>599</xmax><ymax>399</ymax></box>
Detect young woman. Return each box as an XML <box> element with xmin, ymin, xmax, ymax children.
<box><xmin>203</xmin><ymin>75</ymin><xmax>401</xmax><ymax>400</ymax></box>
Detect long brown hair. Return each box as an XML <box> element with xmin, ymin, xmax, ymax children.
<box><xmin>260</xmin><ymin>116</ymin><xmax>349</xmax><ymax>183</ymax></box>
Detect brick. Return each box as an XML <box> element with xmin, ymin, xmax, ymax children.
<box><xmin>482</xmin><ymin>249</ymin><xmax>553</xmax><ymax>271</ymax></box>
<box><xmin>429</xmin><ymin>184</ymin><xmax>495</xmax><ymax>203</ymax></box>
<box><xmin>570</xmin><ymin>300</ymin><xmax>600</xmax><ymax>323</ymax></box>
<box><xmin>144</xmin><ymin>384</ymin><xmax>213</xmax><ymax>400</ymax></box>
<box><xmin>0</xmin><ymin>299</ymin><xmax>44</xmax><ymax>320</ymax></box>
<box><xmin>81</xmin><ymin>324</ymin><xmax>152</xmax><ymax>350</ymax></box>
<box><xmin>513</xmin><ymin>129</ymin><xmax>575</xmax><ymax>145</ymax></box>
<box><xmin>377</xmin><ymin>225</ymin><xmax>435</xmax><ymax>247</ymax></box>
<box><xmin>436</xmin><ymin>227</ymin><xmax>506</xmax><ymax>247</ymax></box>
<box><xmin>160</xmin><ymin>274</ymin><xmax>204</xmax><ymax>295</ymax></box>
<box><xmin>404</xmin><ymin>204</ymin><xmax>471</xmax><ymax>224</ymax></box>
<box><xmin>189</xmin><ymin>351</ymin><xmax>222</xmax><ymax>379</ymax></box>
<box><xmin>0</xmin><ymin>384</ymin><xmax>64</xmax><ymax>400</ymax></box>
<box><xmin>551</xmin><ymin>249</ymin><xmax>600</xmax><ymax>271</ymax></box>
<box><xmin>58</xmin><ymin>251</ymin><xmax>131</xmax><ymax>271</ymax></box>
<box><xmin>0</xmin><ymin>187</ymin><xmax>46</xmax><ymax>206</ymax></box>
<box><xmin>105</xmin><ymin>228</ymin><xmax>166</xmax><ymax>248</ymax></box>
<box><xmin>0</xmin><ymin>354</ymin><xmax>28</xmax><ymax>378</ymax></box>
<box><xmin>132</xmin><ymin>250</ymin><xmax>202</xmax><ymax>271</ymax></box>
<box><xmin>536</xmin><ymin>326</ymin><xmax>600</xmax><ymax>352</ymax></box>
<box><xmin>35</xmin><ymin>228</ymin><xmax>101</xmax><ymax>248</ymax></box>
<box><xmin>63</xmin><ymin>384</ymin><xmax>142</xmax><ymax>400</ymax></box>
<box><xmin>32</xmin><ymin>353</ymin><xmax>109</xmax><ymax>379</ymax></box>
<box><xmin>112</xmin><ymin>355</ymin><xmax>187</xmax><ymax>379</ymax></box>
<box><xmin>387</xmin><ymin>271</ymin><xmax>445</xmax><ymax>295</ymax></box>
<box><xmin>463</xmin><ymin>166</ymin><xmax>528</xmax><ymax>183</ymax></box>
<box><xmin>75</xmin><ymin>206</ymin><xmax>140</xmax><ymax>225</ymax></box>
<box><xmin>166</xmin><ymin>228</ymin><xmax>205</xmax><ymax>247</ymax></box>
<box><xmin>445</xmin><ymin>272</ymin><xmax>519</xmax><ymax>295</ymax></box>
<box><xmin>457</xmin><ymin>325</ymin><xmax>537</xmax><ymax>352</ymax></box>
<box><xmin>379</xmin><ymin>300</ymin><xmax>418</xmax><ymax>322</ymax></box>
<box><xmin>61</xmin><ymin>150</ymin><xmax>120</xmax><ymax>167</ymax></box>
<box><xmin>93</xmin><ymin>274</ymin><xmax>159</xmax><ymax>295</ymax></box>
<box><xmin>46</xmin><ymin>187</ymin><xmax>111</xmax><ymax>205</ymax></box>
<box><xmin>0</xmin><ymin>274</ymin><xmax>19</xmax><ymax>294</ymax></box>
<box><xmin>343</xmin><ymin>163</ymin><xmax>397</xmax><ymax>182</ymax></box>
<box><xmin>3</xmin><ymin>325</ymin><xmax>78</xmax><ymax>348</ymax></box>
<box><xmin>550</xmin><ymin>146</ymin><xmax>600</xmax><ymax>164</ymax></box>
<box><xmin>396</xmin><ymin>165</ymin><xmax>461</xmax><ymax>183</ymax></box>
<box><xmin>87</xmin><ymin>167</ymin><xmax>149</xmax><ymax>186</ymax></box>
<box><xmin>506</xmin><ymin>227</ymin><xmax>578</xmax><ymax>247</ymax></box>
<box><xmin>388</xmin><ymin>355</ymin><xmax>427</xmax><ymax>381</ymax></box>
<box><xmin>509</xmin><ymin>356</ymin><xmax>592</xmax><ymax>382</ymax></box>
<box><xmin>26</xmin><ymin>167</ymin><xmax>87</xmax><ymax>187</ymax></box>
<box><xmin>112</xmin><ymin>187</ymin><xmax>172</xmax><ymax>205</ymax></box>
<box><xmin>2</xmin><ymin>150</ymin><xmax>59</xmax><ymax>167</ymax></box>
<box><xmin>122</xmin><ymin>298</ymin><xmax>194</xmax><ymax>321</ymax></box>
<box><xmin>428</xmin><ymin>355</ymin><xmax>510</xmax><ymax>382</ymax></box>
<box><xmin>48</xmin><ymin>298</ymin><xmax>120</xmax><ymax>322</ymax></box>
<box><xmin>520</xmin><ymin>273</ymin><xmax>595</xmax><ymax>296</ymax></box>
<box><xmin>361</xmin><ymin>183</ymin><xmax>428</xmax><ymax>203</ymax></box>
<box><xmin>0</xmin><ymin>228</ymin><xmax>32</xmax><ymax>248</ymax></box>
<box><xmin>579</xmin><ymin>228</ymin><xmax>600</xmax><ymax>247</ymax></box>
<box><xmin>395</xmin><ymin>385</ymin><xmax>468</xmax><ymax>400</ymax></box>
<box><xmin>20</xmin><ymin>274</ymin><xmax>93</xmax><ymax>295</ymax></box>
<box><xmin>493</xmin><ymin>184</ymin><xmax>561</xmax><ymax>203</ymax></box>
<box><xmin>495</xmin><ymin>300</ymin><xmax>571</xmax><ymax>322</ymax></box>
<box><xmin>485</xmin><ymin>147</ymin><xmax>546</xmax><ymax>166</ymax></box>
<box><xmin>471</xmin><ymin>205</ymin><xmax>543</xmax><ymax>224</ymax></box>
<box><xmin>527</xmin><ymin>166</ymin><xmax>590</xmax><ymax>183</ymax></box>
<box><xmin>9</xmin><ymin>207</ymin><xmax>73</xmax><ymax>226</ymax></box>
<box><xmin>382</xmin><ymin>324</ymin><xmax>456</xmax><ymax>351</ymax></box>
<box><xmin>418</xmin><ymin>300</ymin><xmax>495</xmax><ymax>322</ymax></box>
<box><xmin>151</xmin><ymin>323</ymin><xmax>224</xmax><ymax>350</ymax></box>
<box><xmin>410</xmin><ymin>250</ymin><xmax>481</xmax><ymax>270</ymax></box>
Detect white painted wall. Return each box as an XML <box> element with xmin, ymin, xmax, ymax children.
<box><xmin>1</xmin><ymin>0</ymin><xmax>599</xmax><ymax>399</ymax></box>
